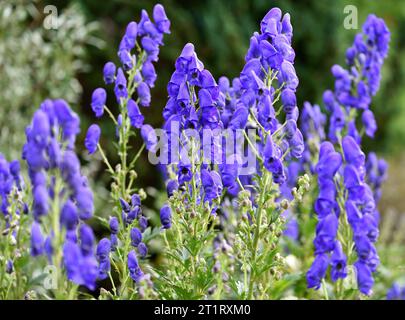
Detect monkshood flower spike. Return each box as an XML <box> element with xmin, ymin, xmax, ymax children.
<box><xmin>303</xmin><ymin>14</ymin><xmax>390</xmax><ymax>298</ymax></box>
<box><xmin>22</xmin><ymin>99</ymin><xmax>107</xmax><ymax>291</ymax></box>
<box><xmin>81</xmin><ymin>3</ymin><xmax>170</xmax><ymax>299</ymax></box>
<box><xmin>155</xmin><ymin>7</ymin><xmax>311</xmax><ymax>300</ymax></box>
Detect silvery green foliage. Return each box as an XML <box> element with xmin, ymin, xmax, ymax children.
<box><xmin>0</xmin><ymin>1</ymin><xmax>102</xmax><ymax>158</ymax></box>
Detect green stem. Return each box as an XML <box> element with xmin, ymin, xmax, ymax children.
<box><xmin>247</xmin><ymin>172</ymin><xmax>269</xmax><ymax>299</ymax></box>
<box><xmin>104</xmin><ymin>106</ymin><xmax>118</xmax><ymax>125</ymax></box>
<box><xmin>97</xmin><ymin>143</ymin><xmax>115</xmax><ymax>175</ymax></box>
<box><xmin>51</xmin><ymin>176</ymin><xmax>63</xmax><ymax>298</ymax></box>
<box><xmin>243</xmin><ymin>130</ymin><xmax>263</xmax><ymax>162</ymax></box>
<box><xmin>129</xmin><ymin>143</ymin><xmax>145</xmax><ymax>168</ymax></box>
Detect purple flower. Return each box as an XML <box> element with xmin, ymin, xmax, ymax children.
<box><xmin>160</xmin><ymin>204</ymin><xmax>172</xmax><ymax>229</ymax></box>
<box><xmin>118</xmin><ymin>50</ymin><xmax>133</xmax><ymax>71</ymax></box>
<box><xmin>127</xmin><ymin>206</ymin><xmax>141</xmax><ymax>224</ymax></box>
<box><xmin>44</xmin><ymin>236</ymin><xmax>53</xmax><ymax>262</ymax></box>
<box><xmin>166</xmin><ymin>179</ymin><xmax>178</xmax><ymax>197</ymax></box>
<box><xmin>288</xmin><ymin>130</ymin><xmax>304</xmax><ymax>158</ymax></box>
<box><xmin>53</xmin><ymin>99</ymin><xmax>80</xmax><ymax>144</ymax></box>
<box><xmin>137</xmin><ymin>82</ymin><xmax>151</xmax><ymax>107</ymax></box>
<box><xmin>314</xmin><ymin>180</ymin><xmax>337</xmax><ymax>218</ymax></box>
<box><xmin>139</xmin><ymin>216</ymin><xmax>148</xmax><ymax>232</ymax></box>
<box><xmin>80</xmin><ymin>256</ymin><xmax>99</xmax><ymax>288</ymax></box>
<box><xmin>316</xmin><ymin>151</ymin><xmax>342</xmax><ymax>180</ymax></box>
<box><xmin>138</xmin><ymin>242</ymin><xmax>148</xmax><ymax>257</ymax></box>
<box><xmin>284</xmin><ymin>119</ymin><xmax>297</xmax><ymax>140</ymax></box>
<box><xmin>114</xmin><ymin>68</ymin><xmax>128</xmax><ymax>102</ymax></box>
<box><xmin>130</xmin><ymin>227</ymin><xmax>142</xmax><ymax>247</ymax></box>
<box><xmin>153</xmin><ymin>4</ymin><xmax>170</xmax><ymax>34</ymax></box>
<box><xmin>48</xmin><ymin>139</ymin><xmax>62</xmax><ymax>168</ymax></box>
<box><xmin>9</xmin><ymin>160</ymin><xmax>20</xmax><ymax>178</ymax></box>
<box><xmin>342</xmin><ymin>136</ymin><xmax>365</xmax><ymax>167</ymax></box>
<box><xmin>109</xmin><ymin>216</ymin><xmax>119</xmax><ymax>234</ymax></box>
<box><xmin>141</xmin><ymin>124</ymin><xmax>158</xmax><ymax>151</ymax></box>
<box><xmin>63</xmin><ymin>241</ymin><xmax>82</xmax><ymax>284</ymax></box>
<box><xmin>96</xmin><ymin>238</ymin><xmax>111</xmax><ymax>262</ymax></box>
<box><xmin>201</xmin><ymin>105</ymin><xmax>221</xmax><ymax>129</ymax></box>
<box><xmin>355</xmin><ymin>261</ymin><xmax>374</xmax><ymax>295</ymax></box>
<box><xmin>280</xmin><ymin>61</ymin><xmax>298</xmax><ymax>90</ymax></box>
<box><xmin>141</xmin><ymin>37</ymin><xmax>159</xmax><ymax>62</ymax></box>
<box><xmin>124</xmin><ymin>22</ymin><xmax>138</xmax><ymax>49</ymax></box>
<box><xmin>103</xmin><ymin>61</ymin><xmax>116</xmax><ymax>85</ymax></box>
<box><xmin>79</xmin><ymin>224</ymin><xmax>95</xmax><ymax>256</ymax></box>
<box><xmin>60</xmin><ymin>199</ymin><xmax>79</xmax><ymax>231</ymax></box>
<box><xmin>348</xmin><ymin>120</ymin><xmax>361</xmax><ymax>144</ymax></box>
<box><xmin>127</xmin><ymin>99</ymin><xmax>144</xmax><ymax>129</ymax></box>
<box><xmin>228</xmin><ymin>106</ymin><xmax>248</xmax><ymax>130</ymax></box>
<box><xmin>177</xmin><ymin>163</ymin><xmax>192</xmax><ymax>186</ymax></box>
<box><xmin>120</xmin><ymin>198</ymin><xmax>131</xmax><ymax>213</ymax></box>
<box><xmin>220</xmin><ymin>157</ymin><xmax>240</xmax><ymax>196</ymax></box>
<box><xmin>142</xmin><ymin>61</ymin><xmax>157</xmax><ymax>87</ymax></box>
<box><xmin>307</xmin><ymin>253</ymin><xmax>329</xmax><ymax>290</ymax></box>
<box><xmin>29</xmin><ymin>110</ymin><xmax>50</xmax><ymax>149</ymax></box>
<box><xmin>98</xmin><ymin>259</ymin><xmax>111</xmax><ymax>281</ymax></box>
<box><xmin>128</xmin><ymin>250</ymin><xmax>144</xmax><ymax>283</ymax></box>
<box><xmin>354</xmin><ymin>234</ymin><xmax>373</xmax><ymax>261</ymax></box>
<box><xmin>201</xmin><ymin>169</ymin><xmax>223</xmax><ymax>203</ymax></box>
<box><xmin>84</xmin><ymin>124</ymin><xmax>101</xmax><ymax>154</ymax></box>
<box><xmin>313</xmin><ymin>213</ymin><xmax>338</xmax><ymax>254</ymax></box>
<box><xmin>175</xmin><ymin>43</ymin><xmax>195</xmax><ymax>73</ymax></box>
<box><xmin>281</xmin><ymin>89</ymin><xmax>297</xmax><ymax>114</ymax></box>
<box><xmin>31</xmin><ymin>222</ymin><xmax>44</xmax><ymax>256</ymax></box>
<box><xmin>33</xmin><ymin>185</ymin><xmax>49</xmax><ymax>219</ymax></box>
<box><xmin>362</xmin><ymin>110</ymin><xmax>377</xmax><ymax>138</ymax></box>
<box><xmin>91</xmin><ymin>88</ymin><xmax>107</xmax><ymax>118</ymax></box>
<box><xmin>111</xmin><ymin>234</ymin><xmax>118</xmax><ymax>251</ymax></box>
<box><xmin>75</xmin><ymin>187</ymin><xmax>94</xmax><ymax>220</ymax></box>
<box><xmin>330</xmin><ymin>241</ymin><xmax>348</xmax><ymax>281</ymax></box>
<box><xmin>263</xmin><ymin>135</ymin><xmax>285</xmax><ymax>184</ymax></box>
<box><xmin>6</xmin><ymin>259</ymin><xmax>13</xmax><ymax>274</ymax></box>
<box><xmin>387</xmin><ymin>283</ymin><xmax>404</xmax><ymax>300</ymax></box>
<box><xmin>63</xmin><ymin>240</ymin><xmax>98</xmax><ymax>290</ymax></box>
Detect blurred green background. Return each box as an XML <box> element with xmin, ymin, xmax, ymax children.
<box><xmin>1</xmin><ymin>0</ymin><xmax>405</xmax><ymax>216</ymax></box>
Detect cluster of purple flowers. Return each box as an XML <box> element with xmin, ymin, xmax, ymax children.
<box><xmin>121</xmin><ymin>194</ymin><xmax>148</xmax><ymax>259</ymax></box>
<box><xmin>299</xmin><ymin>102</ymin><xmax>327</xmax><ymax>173</ymax></box>
<box><xmin>97</xmin><ymin>195</ymin><xmax>148</xmax><ymax>284</ymax></box>
<box><xmin>84</xmin><ymin>4</ymin><xmax>171</xmax><ymax>286</ymax></box>
<box><xmin>0</xmin><ymin>154</ymin><xmax>24</xmax><ymax>275</ymax></box>
<box><xmin>238</xmin><ymin>7</ymin><xmax>304</xmax><ymax>185</ymax></box>
<box><xmin>63</xmin><ymin>225</ymin><xmax>98</xmax><ymax>290</ymax></box>
<box><xmin>366</xmin><ymin>152</ymin><xmax>388</xmax><ymax>206</ymax></box>
<box><xmin>86</xmin><ymin>4</ymin><xmax>170</xmax><ymax>154</ymax></box>
<box><xmin>304</xmin><ymin>14</ymin><xmax>390</xmax><ymax>296</ymax></box>
<box><xmin>387</xmin><ymin>283</ymin><xmax>405</xmax><ymax>300</ymax></box>
<box><xmin>324</xmin><ymin>14</ymin><xmax>390</xmax><ymax>144</ymax></box>
<box><xmin>307</xmin><ymin>141</ymin><xmax>346</xmax><ymax>289</ymax></box>
<box><xmin>307</xmin><ymin>136</ymin><xmax>381</xmax><ymax>294</ymax></box>
<box><xmin>0</xmin><ymin>154</ymin><xmax>23</xmax><ymax>222</ymax></box>
<box><xmin>161</xmin><ymin>42</ymin><xmax>224</xmax><ymax>206</ymax></box>
<box><xmin>96</xmin><ymin>237</ymin><xmax>111</xmax><ymax>281</ymax></box>
<box><xmin>157</xmin><ymin>8</ymin><xmax>304</xmax><ymax>220</ymax></box>
<box><xmin>279</xmin><ymin>162</ymin><xmax>301</xmax><ymax>240</ymax></box>
<box><xmin>23</xmin><ymin>99</ymin><xmax>102</xmax><ymax>290</ymax></box>
<box><xmin>343</xmin><ymin>136</ymin><xmax>380</xmax><ymax>295</ymax></box>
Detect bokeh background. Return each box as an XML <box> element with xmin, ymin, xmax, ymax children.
<box><xmin>1</xmin><ymin>0</ymin><xmax>405</xmax><ymax>225</ymax></box>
